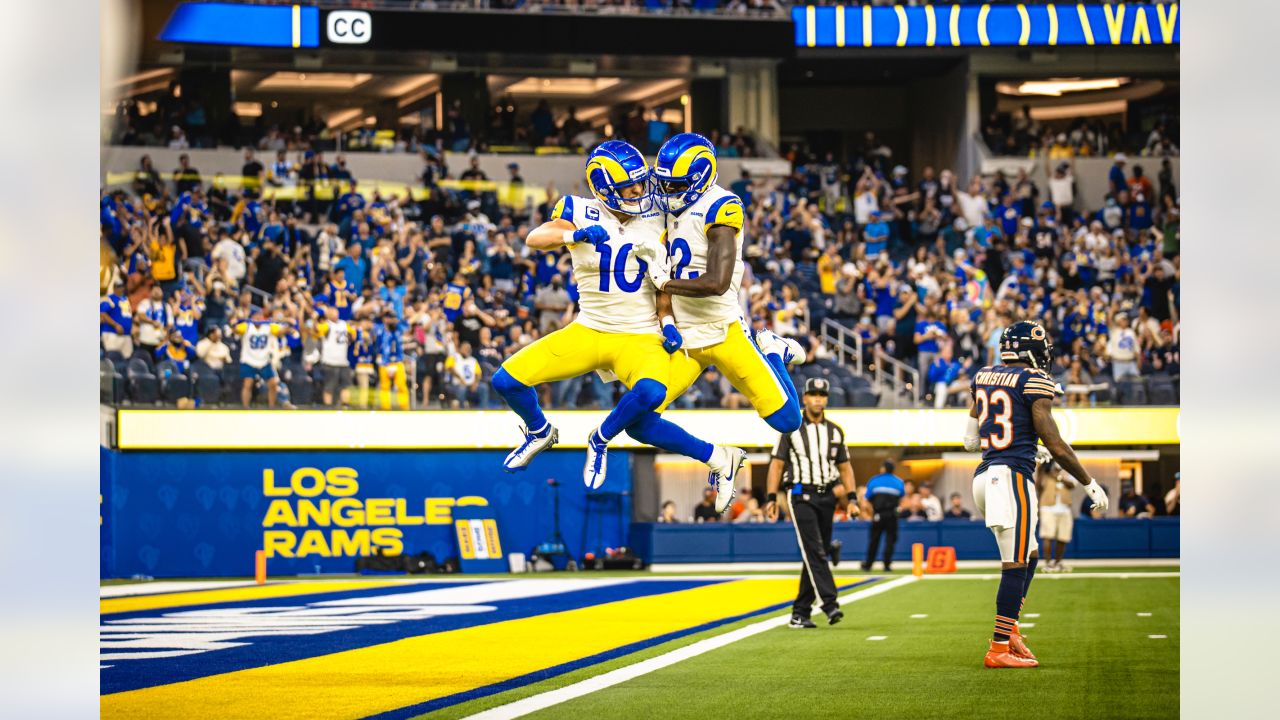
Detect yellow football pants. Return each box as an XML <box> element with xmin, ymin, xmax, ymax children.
<box><xmin>378</xmin><ymin>362</ymin><xmax>410</xmax><ymax>411</ymax></box>
<box><xmin>657</xmin><ymin>320</ymin><xmax>790</xmax><ymax>417</ymax></box>
<box><xmin>501</xmin><ymin>322</ymin><xmax>670</xmax><ymax>390</ymax></box>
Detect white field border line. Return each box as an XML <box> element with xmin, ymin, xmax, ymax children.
<box><xmin>921</xmin><ymin>572</ymin><xmax>1180</xmax><ymax>580</ymax></box>
<box><xmin>462</xmin><ymin>576</ymin><xmax>920</xmax><ymax>720</ymax></box>
<box><xmin>648</xmin><ymin>558</ymin><xmax>1179</xmax><ymax>572</ymax></box>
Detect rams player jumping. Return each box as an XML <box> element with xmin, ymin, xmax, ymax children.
<box><xmin>964</xmin><ymin>320</ymin><xmax>1110</xmax><ymax>668</ymax></box>
<box><xmin>491</xmin><ymin>140</ymin><xmax>745</xmax><ymax>496</ymax></box>
<box><xmin>629</xmin><ymin>133</ymin><xmax>804</xmax><ymax>512</ymax></box>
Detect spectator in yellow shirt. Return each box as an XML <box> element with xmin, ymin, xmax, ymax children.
<box><xmin>817</xmin><ymin>243</ymin><xmax>839</xmax><ymax>295</ymax></box>
<box><xmin>149</xmin><ymin>216</ymin><xmax>182</xmax><ymax>298</ymax></box>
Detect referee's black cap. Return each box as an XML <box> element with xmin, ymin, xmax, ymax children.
<box><xmin>804</xmin><ymin>378</ymin><xmax>830</xmax><ymax>396</ymax></box>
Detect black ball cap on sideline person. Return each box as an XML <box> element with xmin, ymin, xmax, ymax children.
<box><xmin>804</xmin><ymin>378</ymin><xmax>829</xmax><ymax>396</ymax></box>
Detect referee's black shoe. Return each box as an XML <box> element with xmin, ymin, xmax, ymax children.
<box><xmin>829</xmin><ymin>540</ymin><xmax>843</xmax><ymax>567</ymax></box>
<box><xmin>826</xmin><ymin>608</ymin><xmax>844</xmax><ymax>625</ymax></box>
<box><xmin>789</xmin><ymin>615</ymin><xmax>817</xmax><ymax>629</ymax></box>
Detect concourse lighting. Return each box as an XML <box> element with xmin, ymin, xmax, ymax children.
<box><xmin>1004</xmin><ymin>77</ymin><xmax>1129</xmax><ymax>97</ymax></box>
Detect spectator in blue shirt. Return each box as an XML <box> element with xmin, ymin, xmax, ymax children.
<box><xmin>100</xmin><ymin>278</ymin><xmax>134</xmax><ymax>357</ymax></box>
<box><xmin>914</xmin><ymin>308</ymin><xmax>948</xmax><ymax>380</ymax></box>
<box><xmin>926</xmin><ymin>344</ymin><xmax>971</xmax><ymax>408</ymax></box>
<box><xmin>730</xmin><ymin>169</ymin><xmax>753</xmax><ymax>206</ymax></box>
<box><xmin>862</xmin><ymin>460</ymin><xmax>906</xmax><ymax>572</ymax></box>
<box><xmin>863</xmin><ymin>210</ymin><xmax>890</xmax><ymax>257</ymax></box>
<box><xmin>378</xmin><ymin>276</ymin><xmax>407</xmax><ymax>322</ymax></box>
<box><xmin>334</xmin><ymin>242</ymin><xmax>369</xmax><ymax>293</ymax></box>
<box><xmin>333</xmin><ymin>179</ymin><xmax>365</xmax><ymax>224</ymax></box>
<box><xmin>997</xmin><ymin>195</ymin><xmax>1021</xmax><ymax>238</ymax></box>
<box><xmin>1108</xmin><ymin>153</ymin><xmax>1128</xmax><ymax>195</ymax></box>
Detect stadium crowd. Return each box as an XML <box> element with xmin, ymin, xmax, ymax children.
<box><xmin>101</xmin><ymin>129</ymin><xmax>1179</xmax><ymax>410</ymax></box>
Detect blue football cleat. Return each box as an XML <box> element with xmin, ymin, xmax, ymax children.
<box><xmin>583</xmin><ymin>428</ymin><xmax>609</xmax><ymax>489</ymax></box>
<box><xmin>503</xmin><ymin>422</ymin><xmax>559</xmax><ymax>473</ymax></box>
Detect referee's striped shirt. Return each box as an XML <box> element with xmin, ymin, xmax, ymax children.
<box><xmin>772</xmin><ymin>417</ymin><xmax>849</xmax><ymax>491</ymax></box>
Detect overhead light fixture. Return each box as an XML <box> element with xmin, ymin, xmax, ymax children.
<box><xmin>504</xmin><ymin>77</ymin><xmax>622</xmax><ymax>96</ymax></box>
<box><xmin>1000</xmin><ymin>77</ymin><xmax>1129</xmax><ymax>97</ymax></box>
<box><xmin>256</xmin><ymin>72</ymin><xmax>373</xmax><ymax>91</ymax></box>
<box><xmin>233</xmin><ymin>102</ymin><xmax>263</xmax><ymax>118</ymax></box>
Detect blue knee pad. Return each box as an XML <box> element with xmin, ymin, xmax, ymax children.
<box><xmin>492</xmin><ymin>367</ymin><xmax>547</xmax><ymax>430</ymax></box>
<box><xmin>765</xmin><ymin>398</ymin><xmax>802</xmax><ymax>434</ymax></box>
<box><xmin>491</xmin><ymin>368</ymin><xmax>525</xmax><ymax>397</ymax></box>
<box><xmin>600</xmin><ymin>379</ymin><xmax>667</xmax><ymax>440</ymax></box>
<box><xmin>630</xmin><ymin>378</ymin><xmax>667</xmax><ymax>411</ymax></box>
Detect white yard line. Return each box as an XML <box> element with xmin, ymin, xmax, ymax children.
<box><xmin>921</xmin><ymin>572</ymin><xmax>1180</xmax><ymax>580</ymax></box>
<box><xmin>461</xmin><ymin>576</ymin><xmax>920</xmax><ymax>720</ymax></box>
<box><xmin>649</xmin><ymin>558</ymin><xmax>1178</xmax><ymax>573</ymax></box>
<box><xmin>100</xmin><ymin>581</ymin><xmax>267</xmax><ymax>598</ymax></box>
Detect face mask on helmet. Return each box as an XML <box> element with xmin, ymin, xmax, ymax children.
<box><xmin>603</xmin><ymin>176</ymin><xmax>653</xmax><ymax>215</ymax></box>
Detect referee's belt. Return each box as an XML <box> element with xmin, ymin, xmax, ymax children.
<box><xmin>787</xmin><ymin>484</ymin><xmax>836</xmax><ymax>500</ymax></box>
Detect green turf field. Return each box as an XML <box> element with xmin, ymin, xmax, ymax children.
<box><xmin>425</xmin><ymin>574</ymin><xmax>1179</xmax><ymax>720</ymax></box>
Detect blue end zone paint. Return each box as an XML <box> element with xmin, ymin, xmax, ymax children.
<box><xmin>103</xmin><ymin>579</ymin><xmax>719</xmax><ymax>695</ymax></box>
<box><xmin>366</xmin><ymin>578</ymin><xmax>879</xmax><ymax>719</ymax></box>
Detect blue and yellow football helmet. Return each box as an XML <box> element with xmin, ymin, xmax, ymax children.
<box><xmin>585</xmin><ymin>140</ymin><xmax>653</xmax><ymax>215</ymax></box>
<box><xmin>652</xmin><ymin>132</ymin><xmax>717</xmax><ymax>214</ymax></box>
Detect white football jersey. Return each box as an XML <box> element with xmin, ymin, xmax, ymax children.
<box><xmin>663</xmin><ymin>184</ymin><xmax>746</xmax><ymax>348</ymax></box>
<box><xmin>318</xmin><ymin>319</ymin><xmax>351</xmax><ymax>367</ymax></box>
<box><xmin>551</xmin><ymin>194</ymin><xmax>664</xmax><ymax>335</ymax></box>
<box><xmin>236</xmin><ymin>321</ymin><xmax>282</xmax><ymax>369</ymax></box>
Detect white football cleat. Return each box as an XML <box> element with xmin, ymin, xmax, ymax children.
<box><xmin>709</xmin><ymin>447</ymin><xmax>748</xmax><ymax>513</ymax></box>
<box><xmin>583</xmin><ymin>428</ymin><xmax>609</xmax><ymax>489</ymax></box>
<box><xmin>753</xmin><ymin>327</ymin><xmax>806</xmax><ymax>367</ymax></box>
<box><xmin>503</xmin><ymin>422</ymin><xmax>559</xmax><ymax>473</ymax></box>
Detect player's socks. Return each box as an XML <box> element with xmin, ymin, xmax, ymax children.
<box><xmin>760</xmin><ymin>353</ymin><xmax>802</xmax><ymax>433</ymax></box>
<box><xmin>992</xmin><ymin>565</ymin><xmax>1027</xmax><ymax>642</ymax></box>
<box><xmin>1023</xmin><ymin>555</ymin><xmax>1039</xmax><ymax>601</ymax></box>
<box><xmin>491</xmin><ymin>368</ymin><xmax>547</xmax><ymax>430</ymax></box>
<box><xmin>599</xmin><ymin>379</ymin><xmax>667</xmax><ymax>440</ymax></box>
<box><xmin>622</xmin><ymin>412</ymin><xmax>715</xmax><ymax>464</ymax></box>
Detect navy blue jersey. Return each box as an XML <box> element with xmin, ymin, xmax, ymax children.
<box><xmin>971</xmin><ymin>365</ymin><xmax>1058</xmax><ymax>478</ymax></box>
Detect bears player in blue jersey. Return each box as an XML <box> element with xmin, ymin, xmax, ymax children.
<box><xmin>964</xmin><ymin>320</ymin><xmax>1110</xmax><ymax>669</ymax></box>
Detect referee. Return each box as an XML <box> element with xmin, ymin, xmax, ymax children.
<box><xmin>764</xmin><ymin>378</ymin><xmax>857</xmax><ymax>629</ymax></box>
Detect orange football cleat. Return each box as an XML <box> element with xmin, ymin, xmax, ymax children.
<box><xmin>1009</xmin><ymin>632</ymin><xmax>1037</xmax><ymax>661</ymax></box>
<box><xmin>984</xmin><ymin>640</ymin><xmax>1039</xmax><ymax>668</ymax></box>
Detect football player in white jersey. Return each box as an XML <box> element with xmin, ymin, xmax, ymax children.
<box><xmin>628</xmin><ymin>133</ymin><xmax>805</xmax><ymax>510</ymax></box>
<box><xmin>491</xmin><ymin>140</ymin><xmax>746</xmax><ymax>496</ymax></box>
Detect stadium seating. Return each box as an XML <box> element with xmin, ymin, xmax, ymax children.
<box><xmin>190</xmin><ymin>361</ymin><xmax>223</xmax><ymax>406</ymax></box>
<box><xmin>126</xmin><ymin>358</ymin><xmax>159</xmax><ymax>404</ymax></box>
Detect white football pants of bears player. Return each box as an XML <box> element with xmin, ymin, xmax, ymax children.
<box><xmin>972</xmin><ymin>465</ymin><xmax>1040</xmax><ymax>564</ymax></box>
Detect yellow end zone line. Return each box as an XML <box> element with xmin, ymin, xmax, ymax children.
<box><xmin>101</xmin><ymin>580</ymin><xmax>410</xmax><ymax>615</ymax></box>
<box><xmin>100</xmin><ymin>578</ymin><xmax>805</xmax><ymax>719</ymax></box>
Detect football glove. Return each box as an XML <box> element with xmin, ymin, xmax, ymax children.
<box><xmin>661</xmin><ymin>316</ymin><xmax>682</xmax><ymax>353</ymax></box>
<box><xmin>1082</xmin><ymin>479</ymin><xmax>1110</xmax><ymax>513</ymax></box>
<box><xmin>570</xmin><ymin>225</ymin><xmax>609</xmax><ymax>247</ymax></box>
<box><xmin>1035</xmin><ymin>444</ymin><xmax>1053</xmax><ymax>465</ymax></box>
<box><xmin>648</xmin><ymin>256</ymin><xmax>672</xmax><ymax>291</ymax></box>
